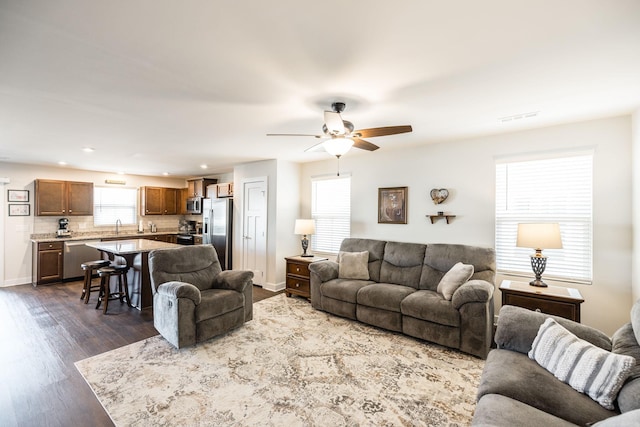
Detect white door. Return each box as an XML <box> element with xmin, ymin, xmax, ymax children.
<box><xmin>242</xmin><ymin>178</ymin><xmax>267</xmax><ymax>285</ymax></box>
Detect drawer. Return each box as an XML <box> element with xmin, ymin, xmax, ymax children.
<box><xmin>286</xmin><ymin>276</ymin><xmax>310</xmax><ymax>294</ymax></box>
<box><xmin>287</xmin><ymin>262</ymin><xmax>310</xmax><ymax>277</ymax></box>
<box><xmin>504</xmin><ymin>294</ymin><xmax>578</xmax><ymax>321</ymax></box>
<box><xmin>38</xmin><ymin>241</ymin><xmax>63</xmax><ymax>250</ymax></box>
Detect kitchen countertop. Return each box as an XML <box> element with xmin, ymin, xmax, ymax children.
<box><xmin>86</xmin><ymin>239</ymin><xmax>182</xmax><ymax>255</ymax></box>
<box><xmin>30</xmin><ymin>230</ymin><xmax>198</xmax><ymax>243</ymax></box>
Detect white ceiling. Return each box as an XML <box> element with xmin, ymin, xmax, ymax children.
<box><xmin>1</xmin><ymin>0</ymin><xmax>640</xmax><ymax>177</ymax></box>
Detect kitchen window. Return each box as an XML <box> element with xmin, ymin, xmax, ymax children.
<box><xmin>495</xmin><ymin>152</ymin><xmax>593</xmax><ymax>284</ymax></box>
<box><xmin>311</xmin><ymin>175</ymin><xmax>351</xmax><ymax>254</ymax></box>
<box><xmin>93</xmin><ymin>186</ymin><xmax>138</xmax><ymax>226</ymax></box>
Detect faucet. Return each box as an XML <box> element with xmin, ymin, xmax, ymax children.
<box><xmin>116</xmin><ymin>219</ymin><xmax>122</xmax><ymax>235</ymax></box>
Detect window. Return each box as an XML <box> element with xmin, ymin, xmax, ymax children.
<box><xmin>311</xmin><ymin>175</ymin><xmax>351</xmax><ymax>254</ymax></box>
<box><xmin>495</xmin><ymin>153</ymin><xmax>593</xmax><ymax>283</ymax></box>
<box><xmin>93</xmin><ymin>186</ymin><xmax>138</xmax><ymax>226</ymax></box>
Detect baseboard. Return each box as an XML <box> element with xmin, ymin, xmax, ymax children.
<box><xmin>0</xmin><ymin>276</ymin><xmax>32</xmax><ymax>287</ymax></box>
<box><xmin>261</xmin><ymin>281</ymin><xmax>285</xmax><ymax>292</ymax></box>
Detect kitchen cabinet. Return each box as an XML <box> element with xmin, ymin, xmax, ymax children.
<box><xmin>32</xmin><ymin>241</ymin><xmax>64</xmax><ymax>285</ymax></box>
<box><xmin>140</xmin><ymin>186</ymin><xmax>180</xmax><ymax>215</ymax></box>
<box><xmin>35</xmin><ymin>179</ymin><xmax>93</xmax><ymax>216</ymax></box>
<box><xmin>186</xmin><ymin>178</ymin><xmax>217</xmax><ymax>198</ymax></box>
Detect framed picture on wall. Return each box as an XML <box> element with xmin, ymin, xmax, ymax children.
<box><xmin>378</xmin><ymin>187</ymin><xmax>408</xmax><ymax>224</ymax></box>
<box><xmin>9</xmin><ymin>204</ymin><xmax>30</xmax><ymax>216</ymax></box>
<box><xmin>8</xmin><ymin>189</ymin><xmax>29</xmax><ymax>202</ymax></box>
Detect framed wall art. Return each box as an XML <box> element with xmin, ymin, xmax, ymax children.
<box><xmin>8</xmin><ymin>189</ymin><xmax>29</xmax><ymax>202</ymax></box>
<box><xmin>378</xmin><ymin>186</ymin><xmax>407</xmax><ymax>224</ymax></box>
<box><xmin>9</xmin><ymin>204</ymin><xmax>30</xmax><ymax>216</ymax></box>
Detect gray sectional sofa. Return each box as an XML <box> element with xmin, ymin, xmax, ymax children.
<box><xmin>308</xmin><ymin>238</ymin><xmax>496</xmax><ymax>358</ymax></box>
<box><xmin>473</xmin><ymin>304</ymin><xmax>640</xmax><ymax>426</ymax></box>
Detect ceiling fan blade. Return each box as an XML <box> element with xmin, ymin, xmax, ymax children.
<box><xmin>355</xmin><ymin>125</ymin><xmax>413</xmax><ymax>138</ymax></box>
<box><xmin>304</xmin><ymin>141</ymin><xmax>327</xmax><ymax>152</ymax></box>
<box><xmin>266</xmin><ymin>133</ymin><xmax>323</xmax><ymax>138</ymax></box>
<box><xmin>352</xmin><ymin>138</ymin><xmax>380</xmax><ymax>151</ymax></box>
<box><xmin>324</xmin><ymin>111</ymin><xmax>345</xmax><ymax>135</ymax></box>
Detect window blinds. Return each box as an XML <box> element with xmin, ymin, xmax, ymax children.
<box><xmin>311</xmin><ymin>175</ymin><xmax>351</xmax><ymax>254</ymax></box>
<box><xmin>495</xmin><ymin>154</ymin><xmax>593</xmax><ymax>283</ymax></box>
<box><xmin>93</xmin><ymin>186</ymin><xmax>138</xmax><ymax>226</ymax></box>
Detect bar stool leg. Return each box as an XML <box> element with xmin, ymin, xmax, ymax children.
<box><xmin>81</xmin><ymin>268</ymin><xmax>91</xmax><ymax>301</ymax></box>
<box><xmin>122</xmin><ymin>269</ymin><xmax>132</xmax><ymax>307</ymax></box>
<box><xmin>96</xmin><ymin>273</ymin><xmax>107</xmax><ymax>310</ymax></box>
<box><xmin>102</xmin><ymin>274</ymin><xmax>111</xmax><ymax>314</ymax></box>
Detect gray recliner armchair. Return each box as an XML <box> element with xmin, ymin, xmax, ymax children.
<box><xmin>148</xmin><ymin>245</ymin><xmax>253</xmax><ymax>349</ymax></box>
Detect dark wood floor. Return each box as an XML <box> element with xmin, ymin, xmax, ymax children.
<box><xmin>0</xmin><ymin>280</ymin><xmax>283</xmax><ymax>427</ymax></box>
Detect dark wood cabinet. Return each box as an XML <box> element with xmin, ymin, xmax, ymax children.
<box><xmin>500</xmin><ymin>280</ymin><xmax>584</xmax><ymax>322</ymax></box>
<box><xmin>284</xmin><ymin>255</ymin><xmax>327</xmax><ymax>299</ymax></box>
<box><xmin>35</xmin><ymin>179</ymin><xmax>93</xmax><ymax>216</ymax></box>
<box><xmin>140</xmin><ymin>186</ymin><xmax>180</xmax><ymax>215</ymax></box>
<box><xmin>33</xmin><ymin>241</ymin><xmax>64</xmax><ymax>285</ymax></box>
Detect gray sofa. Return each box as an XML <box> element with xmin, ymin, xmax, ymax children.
<box><xmin>308</xmin><ymin>238</ymin><xmax>496</xmax><ymax>358</ymax></box>
<box><xmin>149</xmin><ymin>245</ymin><xmax>254</xmax><ymax>349</ymax></box>
<box><xmin>473</xmin><ymin>303</ymin><xmax>640</xmax><ymax>426</ymax></box>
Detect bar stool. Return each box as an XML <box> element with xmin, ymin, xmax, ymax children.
<box><xmin>96</xmin><ymin>264</ymin><xmax>132</xmax><ymax>314</ymax></box>
<box><xmin>80</xmin><ymin>260</ymin><xmax>110</xmax><ymax>304</ymax></box>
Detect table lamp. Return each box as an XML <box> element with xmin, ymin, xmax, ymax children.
<box><xmin>516</xmin><ymin>223</ymin><xmax>563</xmax><ymax>287</ymax></box>
<box><xmin>294</xmin><ymin>219</ymin><xmax>316</xmax><ymax>257</ymax></box>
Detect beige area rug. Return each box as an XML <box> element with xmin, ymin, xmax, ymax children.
<box><xmin>75</xmin><ymin>294</ymin><xmax>484</xmax><ymax>426</ymax></box>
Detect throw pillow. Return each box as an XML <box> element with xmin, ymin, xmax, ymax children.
<box><xmin>338</xmin><ymin>251</ymin><xmax>370</xmax><ymax>280</ymax></box>
<box><xmin>529</xmin><ymin>318</ymin><xmax>636</xmax><ymax>410</ymax></box>
<box><xmin>436</xmin><ymin>262</ymin><xmax>474</xmax><ymax>301</ymax></box>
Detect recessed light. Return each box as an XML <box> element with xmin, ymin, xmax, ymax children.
<box><xmin>82</xmin><ymin>147</ymin><xmax>95</xmax><ymax>153</ymax></box>
<box><xmin>117</xmin><ymin>171</ymin><xmax>125</xmax><ymax>175</ymax></box>
<box><xmin>58</xmin><ymin>161</ymin><xmax>67</xmax><ymax>166</ymax></box>
<box><xmin>200</xmin><ymin>164</ymin><xmax>208</xmax><ymax>169</ymax></box>
<box><xmin>162</xmin><ymin>172</ymin><xmax>169</xmax><ymax>176</ymax></box>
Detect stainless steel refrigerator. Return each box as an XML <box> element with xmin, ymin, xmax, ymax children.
<box><xmin>202</xmin><ymin>198</ymin><xmax>233</xmax><ymax>270</ymax></box>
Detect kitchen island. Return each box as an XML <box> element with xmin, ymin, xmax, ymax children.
<box><xmin>87</xmin><ymin>239</ymin><xmax>181</xmax><ymax>310</ymax></box>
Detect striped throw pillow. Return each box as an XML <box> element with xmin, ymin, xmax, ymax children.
<box><xmin>529</xmin><ymin>318</ymin><xmax>636</xmax><ymax>410</ymax></box>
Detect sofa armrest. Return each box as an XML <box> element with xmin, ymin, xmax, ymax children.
<box><xmin>452</xmin><ymin>280</ymin><xmax>494</xmax><ymax>309</ymax></box>
<box><xmin>495</xmin><ymin>305</ymin><xmax>612</xmax><ymax>354</ymax></box>
<box><xmin>213</xmin><ymin>270</ymin><xmax>254</xmax><ymax>293</ymax></box>
<box><xmin>308</xmin><ymin>260</ymin><xmax>339</xmax><ymax>282</ymax></box>
<box><xmin>157</xmin><ymin>281</ymin><xmax>202</xmax><ymax>305</ymax></box>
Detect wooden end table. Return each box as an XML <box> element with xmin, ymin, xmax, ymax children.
<box><xmin>284</xmin><ymin>255</ymin><xmax>327</xmax><ymax>299</ymax></box>
<box><xmin>499</xmin><ymin>279</ymin><xmax>584</xmax><ymax>322</ymax></box>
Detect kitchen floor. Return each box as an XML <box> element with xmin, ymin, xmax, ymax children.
<box><xmin>0</xmin><ymin>279</ymin><xmax>284</xmax><ymax>427</ymax></box>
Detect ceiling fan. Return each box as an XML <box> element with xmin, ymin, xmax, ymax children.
<box><xmin>267</xmin><ymin>102</ymin><xmax>412</xmax><ymax>158</ymax></box>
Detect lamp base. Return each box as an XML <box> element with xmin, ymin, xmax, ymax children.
<box><xmin>300</xmin><ymin>254</ymin><xmax>314</xmax><ymax>257</ymax></box>
<box><xmin>529</xmin><ymin>279</ymin><xmax>548</xmax><ymax>287</ymax></box>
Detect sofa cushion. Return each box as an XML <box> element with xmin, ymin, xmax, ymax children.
<box><xmin>401</xmin><ymin>290</ymin><xmax>460</xmax><ymax>327</ymax></box>
<box><xmin>529</xmin><ymin>318</ymin><xmax>635</xmax><ymax>410</ymax></box>
<box><xmin>611</xmin><ymin>322</ymin><xmax>640</xmax><ymax>413</ymax></box>
<box><xmin>495</xmin><ymin>305</ymin><xmax>612</xmax><ymax>355</ymax></box>
<box><xmin>195</xmin><ymin>288</ymin><xmax>244</xmax><ymax>323</ymax></box>
<box><xmin>379</xmin><ymin>241</ymin><xmax>426</xmax><ymax>288</ymax></box>
<box><xmin>478</xmin><ymin>349</ymin><xmax>616</xmax><ymax>425</ymax></box>
<box><xmin>420</xmin><ymin>244</ymin><xmax>496</xmax><ymax>291</ymax></box>
<box><xmin>357</xmin><ymin>283</ymin><xmax>416</xmax><ymax>313</ymax></box>
<box><xmin>320</xmin><ymin>278</ymin><xmax>372</xmax><ymax>304</ymax></box>
<box><xmin>338</xmin><ymin>251</ymin><xmax>370</xmax><ymax>280</ymax></box>
<box><xmin>339</xmin><ymin>238</ymin><xmax>386</xmax><ymax>282</ymax></box>
<box><xmin>436</xmin><ymin>262</ymin><xmax>474</xmax><ymax>301</ymax></box>
<box><xmin>472</xmin><ymin>393</ymin><xmax>577</xmax><ymax>427</ymax></box>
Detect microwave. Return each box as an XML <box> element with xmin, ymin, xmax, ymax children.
<box><xmin>186</xmin><ymin>197</ymin><xmax>202</xmax><ymax>214</ymax></box>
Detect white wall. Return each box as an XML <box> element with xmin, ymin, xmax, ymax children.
<box><xmin>632</xmin><ymin>109</ymin><xmax>640</xmax><ymax>303</ymax></box>
<box><xmin>301</xmin><ymin>116</ymin><xmax>633</xmax><ymax>336</ymax></box>
<box><xmin>0</xmin><ymin>162</ymin><xmax>188</xmax><ymax>286</ymax></box>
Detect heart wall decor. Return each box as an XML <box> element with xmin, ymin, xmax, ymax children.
<box><xmin>430</xmin><ymin>188</ymin><xmax>449</xmax><ymax>205</ymax></box>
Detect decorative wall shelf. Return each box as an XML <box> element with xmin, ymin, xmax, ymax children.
<box><xmin>427</xmin><ymin>214</ymin><xmax>456</xmax><ymax>224</ymax></box>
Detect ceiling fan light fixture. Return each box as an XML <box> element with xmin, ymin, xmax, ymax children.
<box><xmin>324</xmin><ymin>138</ymin><xmax>354</xmax><ymax>157</ymax></box>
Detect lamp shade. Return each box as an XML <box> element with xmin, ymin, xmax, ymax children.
<box><xmin>323</xmin><ymin>138</ymin><xmax>354</xmax><ymax>157</ymax></box>
<box><xmin>294</xmin><ymin>219</ymin><xmax>315</xmax><ymax>235</ymax></box>
<box><xmin>516</xmin><ymin>223</ymin><xmax>563</xmax><ymax>250</ymax></box>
